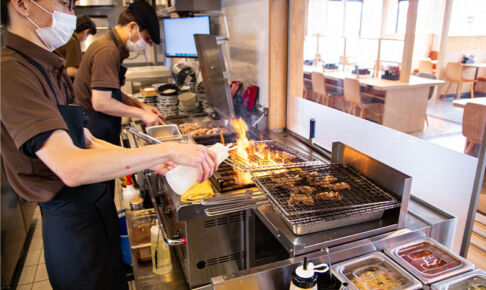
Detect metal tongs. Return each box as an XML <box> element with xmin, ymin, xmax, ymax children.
<box><xmin>128</xmin><ymin>126</ymin><xmax>163</xmax><ymax>145</ymax></box>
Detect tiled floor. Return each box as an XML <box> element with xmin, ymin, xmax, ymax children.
<box><xmin>17</xmin><ymin>207</ymin><xmax>52</xmax><ymax>290</ymax></box>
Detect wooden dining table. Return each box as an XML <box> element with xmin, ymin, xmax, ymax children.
<box><xmin>452</xmin><ymin>97</ymin><xmax>486</xmax><ymax>108</ymax></box>
<box><xmin>304</xmin><ymin>66</ymin><xmax>445</xmax><ymax>133</ymax></box>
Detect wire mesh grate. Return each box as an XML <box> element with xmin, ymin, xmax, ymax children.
<box><xmin>252</xmin><ymin>164</ymin><xmax>400</xmax><ymax>218</ymax></box>
<box><xmin>226</xmin><ymin>140</ymin><xmax>322</xmax><ymax>172</ymax></box>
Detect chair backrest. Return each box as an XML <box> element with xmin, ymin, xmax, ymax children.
<box><xmin>419</xmin><ymin>60</ymin><xmax>434</xmax><ymax>74</ymax></box>
<box><xmin>463</xmin><ymin>103</ymin><xmax>486</xmax><ymax>144</ymax></box>
<box><xmin>311</xmin><ymin>72</ymin><xmax>327</xmax><ymax>95</ymax></box>
<box><xmin>417</xmin><ymin>72</ymin><xmax>437</xmax><ymax>99</ymax></box>
<box><xmin>343</xmin><ymin>78</ymin><xmax>362</xmax><ymax>106</ymax></box>
<box><xmin>445</xmin><ymin>62</ymin><xmax>463</xmax><ymax>82</ymax></box>
<box><xmin>429</xmin><ymin>50</ymin><xmax>439</xmax><ymax>60</ymax></box>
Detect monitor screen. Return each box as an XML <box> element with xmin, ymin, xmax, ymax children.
<box><xmin>163</xmin><ymin>16</ymin><xmax>211</xmax><ymax>58</ymax></box>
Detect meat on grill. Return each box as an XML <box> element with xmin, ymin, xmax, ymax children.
<box><xmin>316</xmin><ymin>191</ymin><xmax>342</xmax><ymax>200</ymax></box>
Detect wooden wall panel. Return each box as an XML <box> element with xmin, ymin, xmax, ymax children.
<box><xmin>268</xmin><ymin>0</ymin><xmax>289</xmax><ymax>130</ymax></box>
<box><xmin>288</xmin><ymin>0</ymin><xmax>307</xmax><ymax>100</ymax></box>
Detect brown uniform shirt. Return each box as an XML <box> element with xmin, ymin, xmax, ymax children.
<box><xmin>74</xmin><ymin>29</ymin><xmax>129</xmax><ymax>111</ymax></box>
<box><xmin>1</xmin><ymin>31</ymin><xmax>71</xmax><ymax>202</ymax></box>
<box><xmin>55</xmin><ymin>35</ymin><xmax>82</xmax><ymax>68</ymax></box>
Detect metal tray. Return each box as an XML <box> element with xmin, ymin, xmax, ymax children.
<box><xmin>385</xmin><ymin>237</ymin><xmax>475</xmax><ymax>285</ymax></box>
<box><xmin>431</xmin><ymin>269</ymin><xmax>486</xmax><ymax>290</ymax></box>
<box><xmin>146</xmin><ymin>125</ymin><xmax>182</xmax><ymax>141</ymax></box>
<box><xmin>332</xmin><ymin>252</ymin><xmax>422</xmax><ymax>290</ymax></box>
<box><xmin>280</xmin><ymin>206</ymin><xmax>384</xmax><ymax>235</ymax></box>
<box><xmin>175</xmin><ymin>119</ymin><xmax>236</xmax><ymax>144</ymax></box>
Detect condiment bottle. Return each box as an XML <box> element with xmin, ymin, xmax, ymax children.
<box><xmin>122</xmin><ymin>174</ymin><xmax>140</xmax><ymax>209</ymax></box>
<box><xmin>165</xmin><ymin>143</ymin><xmax>229</xmax><ymax>195</ymax></box>
<box><xmin>150</xmin><ymin>220</ymin><xmax>172</xmax><ymax>275</ymax></box>
<box><xmin>290</xmin><ymin>257</ymin><xmax>329</xmax><ymax>290</ymax></box>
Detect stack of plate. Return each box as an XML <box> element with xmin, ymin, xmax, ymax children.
<box><xmin>157</xmin><ymin>95</ymin><xmax>179</xmax><ymax>117</ymax></box>
<box><xmin>143</xmin><ymin>95</ymin><xmax>157</xmax><ymax>107</ymax></box>
<box><xmin>195</xmin><ymin>83</ymin><xmax>210</xmax><ymax>110</ymax></box>
<box><xmin>178</xmin><ymin>92</ymin><xmax>199</xmax><ymax>113</ymax></box>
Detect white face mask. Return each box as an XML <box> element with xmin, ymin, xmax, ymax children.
<box><xmin>26</xmin><ymin>0</ymin><xmax>76</xmax><ymax>51</ymax></box>
<box><xmin>126</xmin><ymin>26</ymin><xmax>148</xmax><ymax>52</ymax></box>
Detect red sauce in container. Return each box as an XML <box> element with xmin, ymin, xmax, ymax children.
<box><xmin>398</xmin><ymin>242</ymin><xmax>461</xmax><ymax>275</ymax></box>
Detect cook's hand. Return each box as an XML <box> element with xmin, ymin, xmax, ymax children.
<box><xmin>141</xmin><ymin>104</ymin><xmax>165</xmax><ymax>124</ymax></box>
<box><xmin>170</xmin><ymin>144</ymin><xmax>219</xmax><ymax>182</ymax></box>
<box><xmin>151</xmin><ymin>161</ymin><xmax>176</xmax><ymax>176</ymax></box>
<box><xmin>140</xmin><ymin>110</ymin><xmax>164</xmax><ymax>127</ymax></box>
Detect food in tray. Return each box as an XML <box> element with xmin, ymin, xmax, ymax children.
<box><xmin>272</xmin><ymin>170</ymin><xmax>351</xmax><ymax>206</ymax></box>
<box><xmin>397</xmin><ymin>241</ymin><xmax>462</xmax><ymax>275</ymax></box>
<box><xmin>316</xmin><ymin>191</ymin><xmax>342</xmax><ymax>200</ymax></box>
<box><xmin>179</xmin><ymin>122</ymin><xmax>230</xmax><ymax>137</ymax></box>
<box><xmin>288</xmin><ymin>192</ymin><xmax>315</xmax><ymax>206</ymax></box>
<box><xmin>448</xmin><ymin>276</ymin><xmax>486</xmax><ymax>290</ymax></box>
<box><xmin>349</xmin><ymin>265</ymin><xmax>405</xmax><ymax>290</ymax></box>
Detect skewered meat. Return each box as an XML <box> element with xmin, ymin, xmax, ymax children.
<box><xmin>180</xmin><ymin>122</ymin><xmax>229</xmax><ymax>136</ymax></box>
<box><xmin>316</xmin><ymin>191</ymin><xmax>342</xmax><ymax>200</ymax></box>
<box><xmin>291</xmin><ymin>186</ymin><xmax>315</xmax><ymax>195</ymax></box>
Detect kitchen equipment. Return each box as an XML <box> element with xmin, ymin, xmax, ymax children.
<box><xmin>385</xmin><ymin>237</ymin><xmax>474</xmax><ymax>286</ymax></box>
<box><xmin>122</xmin><ymin>66</ymin><xmax>172</xmax><ymax>95</ymax></box>
<box><xmin>146</xmin><ymin>125</ymin><xmax>182</xmax><ymax>141</ymax></box>
<box><xmin>227</xmin><ymin>140</ymin><xmax>322</xmax><ymax>172</ymax></box>
<box><xmin>252</xmin><ymin>164</ymin><xmax>400</xmax><ymax>235</ymax></box>
<box><xmin>332</xmin><ymin>252</ymin><xmax>422</xmax><ymax>290</ymax></box>
<box><xmin>176</xmin><ymin>119</ymin><xmax>237</xmax><ymax>144</ymax></box>
<box><xmin>290</xmin><ymin>257</ymin><xmax>329</xmax><ymax>290</ymax></box>
<box><xmin>243</xmin><ymin>85</ymin><xmax>259</xmax><ymax>110</ymax></box>
<box><xmin>431</xmin><ymin>269</ymin><xmax>486</xmax><ymax>290</ymax></box>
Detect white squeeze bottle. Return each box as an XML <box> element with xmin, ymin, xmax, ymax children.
<box><xmin>150</xmin><ymin>220</ymin><xmax>172</xmax><ymax>275</ymax></box>
<box><xmin>165</xmin><ymin>143</ymin><xmax>229</xmax><ymax>195</ymax></box>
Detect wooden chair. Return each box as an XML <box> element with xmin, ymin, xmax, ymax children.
<box><xmin>343</xmin><ymin>78</ymin><xmax>384</xmax><ymax>123</ymax></box>
<box><xmin>442</xmin><ymin>62</ymin><xmax>475</xmax><ymax>99</ymax></box>
<box><xmin>303</xmin><ymin>72</ymin><xmax>313</xmax><ymax>100</ymax></box>
<box><xmin>462</xmin><ymin>103</ymin><xmax>486</xmax><ymax>157</ymax></box>
<box><xmin>311</xmin><ymin>72</ymin><xmax>344</xmax><ymax>110</ymax></box>
<box><xmin>418</xmin><ymin>60</ymin><xmax>434</xmax><ymax>74</ymax></box>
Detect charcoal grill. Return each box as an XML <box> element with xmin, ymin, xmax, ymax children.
<box><xmin>226</xmin><ymin>140</ymin><xmax>322</xmax><ymax>172</ymax></box>
<box><xmin>252</xmin><ymin>164</ymin><xmax>401</xmax><ymax>235</ymax></box>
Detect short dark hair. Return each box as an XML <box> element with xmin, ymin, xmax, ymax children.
<box><xmin>75</xmin><ymin>14</ymin><xmax>96</xmax><ymax>34</ymax></box>
<box><xmin>117</xmin><ymin>9</ymin><xmax>136</xmax><ymax>26</ymax></box>
<box><xmin>1</xmin><ymin>0</ymin><xmax>9</xmax><ymax>26</ymax></box>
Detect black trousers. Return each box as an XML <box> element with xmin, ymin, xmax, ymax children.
<box><xmin>39</xmin><ymin>183</ymin><xmax>128</xmax><ymax>290</ymax></box>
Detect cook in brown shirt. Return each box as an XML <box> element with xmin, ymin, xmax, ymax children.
<box><xmin>55</xmin><ymin>14</ymin><xmax>96</xmax><ymax>80</ymax></box>
<box><xmin>1</xmin><ymin>31</ymin><xmax>69</xmax><ymax>202</ymax></box>
<box><xmin>73</xmin><ymin>1</ymin><xmax>164</xmax><ymax>146</ymax></box>
<box><xmin>1</xmin><ymin>0</ymin><xmax>218</xmax><ymax>288</ymax></box>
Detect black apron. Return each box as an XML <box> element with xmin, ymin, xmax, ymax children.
<box><xmin>8</xmin><ymin>46</ymin><xmax>128</xmax><ymax>290</ymax></box>
<box><xmin>86</xmin><ymin>31</ymin><xmax>127</xmax><ymax>146</ymax></box>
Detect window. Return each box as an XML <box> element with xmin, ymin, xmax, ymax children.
<box><xmin>395</xmin><ymin>0</ymin><xmax>408</xmax><ymax>34</ymax></box>
<box><xmin>449</xmin><ymin>0</ymin><xmax>486</xmax><ymax>36</ymax></box>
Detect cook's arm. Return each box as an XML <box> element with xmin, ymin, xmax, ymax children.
<box><xmin>121</xmin><ymin>92</ymin><xmax>165</xmax><ymax>123</ymax></box>
<box><xmin>36</xmin><ymin>129</ymin><xmax>218</xmax><ymax>187</ymax></box>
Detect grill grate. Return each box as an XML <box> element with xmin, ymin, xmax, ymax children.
<box><xmin>210</xmin><ymin>162</ymin><xmax>255</xmax><ymax>192</ymax></box>
<box><xmin>252</xmin><ymin>164</ymin><xmax>400</xmax><ymax>220</ymax></box>
<box><xmin>226</xmin><ymin>140</ymin><xmax>322</xmax><ymax>172</ymax></box>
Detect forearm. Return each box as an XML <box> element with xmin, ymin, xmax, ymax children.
<box><xmin>37</xmin><ymin>130</ymin><xmax>175</xmax><ymax>187</ymax></box>
<box><xmin>122</xmin><ymin>93</ymin><xmax>144</xmax><ymax>108</ymax></box>
<box><xmin>95</xmin><ymin>94</ymin><xmax>145</xmax><ymax>118</ymax></box>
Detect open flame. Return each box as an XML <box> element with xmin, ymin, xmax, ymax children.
<box><xmin>230</xmin><ymin>118</ymin><xmax>293</xmax><ymax>184</ymax></box>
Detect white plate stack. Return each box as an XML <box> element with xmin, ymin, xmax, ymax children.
<box><xmin>157</xmin><ymin>94</ymin><xmax>179</xmax><ymax>118</ymax></box>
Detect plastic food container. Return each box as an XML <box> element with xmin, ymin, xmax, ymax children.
<box><xmin>385</xmin><ymin>238</ymin><xmax>474</xmax><ymax>285</ymax></box>
<box><xmin>332</xmin><ymin>252</ymin><xmax>422</xmax><ymax>290</ymax></box>
<box><xmin>130</xmin><ymin>209</ymin><xmax>156</xmax><ymax>261</ymax></box>
<box><xmin>431</xmin><ymin>270</ymin><xmax>486</xmax><ymax>290</ymax></box>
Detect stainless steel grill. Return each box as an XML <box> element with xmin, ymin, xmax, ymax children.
<box><xmin>252</xmin><ymin>164</ymin><xmax>401</xmax><ymax>235</ymax></box>
<box><xmin>226</xmin><ymin>140</ymin><xmax>322</xmax><ymax>172</ymax></box>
